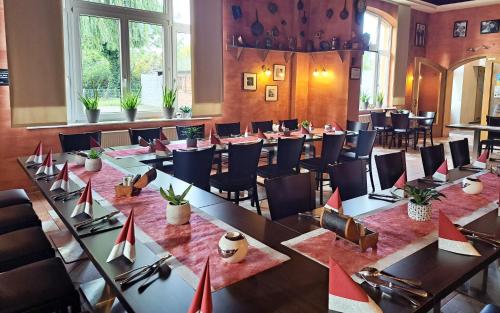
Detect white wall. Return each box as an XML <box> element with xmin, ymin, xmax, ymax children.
<box><xmin>450</xmin><ymin>65</ymin><xmax>464</xmax><ymax>124</ymax></box>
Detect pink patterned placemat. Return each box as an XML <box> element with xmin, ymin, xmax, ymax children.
<box><xmin>106</xmin><ymin>147</ymin><xmax>151</xmax><ymax>158</ymax></box>
<box><xmin>68</xmin><ymin>162</ymin><xmax>289</xmax><ymax>290</ymax></box>
<box><xmin>282</xmin><ymin>173</ymin><xmax>499</xmax><ymax>275</ymax></box>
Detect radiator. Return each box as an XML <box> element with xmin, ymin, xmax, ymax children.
<box><xmin>101</xmin><ymin>127</ymin><xmax>178</xmax><ymax>148</ymax></box>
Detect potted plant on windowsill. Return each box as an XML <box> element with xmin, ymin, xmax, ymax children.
<box><xmin>179</xmin><ymin>106</ymin><xmax>192</xmax><ymax>119</ymax></box>
<box><xmin>404</xmin><ymin>185</ymin><xmax>445</xmax><ymax>221</ymax></box>
<box><xmin>85</xmin><ymin>149</ymin><xmax>103</xmax><ymax>172</ymax></box>
<box><xmin>163</xmin><ymin>85</ymin><xmax>177</xmax><ymax>119</ymax></box>
<box><xmin>376</xmin><ymin>92</ymin><xmax>384</xmax><ymax>108</ymax></box>
<box><xmin>185</xmin><ymin>126</ymin><xmax>199</xmax><ymax>148</ymax></box>
<box><xmin>121</xmin><ymin>87</ymin><xmax>141</xmax><ymax>122</ymax></box>
<box><xmin>360</xmin><ymin>91</ymin><xmax>370</xmax><ymax>110</ymax></box>
<box><xmin>160</xmin><ymin>184</ymin><xmax>192</xmax><ymax>225</ymax></box>
<box><xmin>80</xmin><ymin>87</ymin><xmax>100</xmax><ymax>123</ymax></box>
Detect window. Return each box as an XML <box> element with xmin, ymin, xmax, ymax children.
<box><xmin>67</xmin><ymin>0</ymin><xmax>191</xmax><ymax>122</ymax></box>
<box><xmin>360</xmin><ymin>11</ymin><xmax>392</xmax><ymax>109</ymax></box>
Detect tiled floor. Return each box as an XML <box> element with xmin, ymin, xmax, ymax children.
<box><xmin>29</xmin><ymin>131</ymin><xmax>498</xmax><ymax>313</ymax></box>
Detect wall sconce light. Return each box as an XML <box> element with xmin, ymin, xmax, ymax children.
<box><xmin>261</xmin><ymin>65</ymin><xmax>271</xmax><ymax>77</ymax></box>
<box><xmin>321</xmin><ymin>68</ymin><xmax>328</xmax><ymax>77</ymax></box>
<box><xmin>313</xmin><ymin>68</ymin><xmax>319</xmax><ymax>77</ymax></box>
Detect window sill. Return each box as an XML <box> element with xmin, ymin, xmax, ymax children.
<box><xmin>359</xmin><ymin>107</ymin><xmax>394</xmax><ymax>115</ymax></box>
<box><xmin>26</xmin><ymin>116</ymin><xmax>213</xmax><ymax>130</ymax></box>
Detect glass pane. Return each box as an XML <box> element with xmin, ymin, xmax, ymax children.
<box><xmin>377</xmin><ymin>54</ymin><xmax>390</xmax><ymax>107</ymax></box>
<box><xmin>361</xmin><ymin>52</ymin><xmax>377</xmax><ymax>108</ymax></box>
<box><xmin>363</xmin><ymin>12</ymin><xmax>378</xmax><ymax>49</ymax></box>
<box><xmin>173</xmin><ymin>0</ymin><xmax>190</xmax><ymax>24</ymax></box>
<box><xmin>80</xmin><ymin>15</ymin><xmax>121</xmax><ymax>113</ymax></box>
<box><xmin>379</xmin><ymin>20</ymin><xmax>392</xmax><ymax>53</ymax></box>
<box><xmin>129</xmin><ymin>21</ymin><xmax>164</xmax><ymax>112</ymax></box>
<box><xmin>84</xmin><ymin>0</ymin><xmax>164</xmax><ymax>13</ymax></box>
<box><xmin>176</xmin><ymin>32</ymin><xmax>192</xmax><ymax>108</ymax></box>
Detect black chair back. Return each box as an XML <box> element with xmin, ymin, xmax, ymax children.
<box><xmin>355</xmin><ymin>130</ymin><xmax>377</xmax><ymax>158</ymax></box>
<box><xmin>391</xmin><ymin>113</ymin><xmax>410</xmax><ymax>130</ymax></box>
<box><xmin>420</xmin><ymin>144</ymin><xmax>445</xmax><ymax>176</ymax></box>
<box><xmin>251</xmin><ymin>120</ymin><xmax>273</xmax><ymax>133</ymax></box>
<box><xmin>176</xmin><ymin>125</ymin><xmax>205</xmax><ymax>140</ymax></box>
<box><xmin>449</xmin><ymin>138</ymin><xmax>470</xmax><ymax>168</ymax></box>
<box><xmin>346</xmin><ymin>120</ymin><xmax>369</xmax><ymax>145</ymax></box>
<box><xmin>370</xmin><ymin>112</ymin><xmax>387</xmax><ymax>129</ymax></box>
<box><xmin>418</xmin><ymin>111</ymin><xmax>435</xmax><ymax>127</ymax></box>
<box><xmin>173</xmin><ymin>146</ymin><xmax>215</xmax><ymax>191</ymax></box>
<box><xmin>328</xmin><ymin>159</ymin><xmax>367</xmax><ymax>201</ymax></box>
<box><xmin>265</xmin><ymin>172</ymin><xmax>316</xmax><ymax>220</ymax></box>
<box><xmin>487</xmin><ymin>116</ymin><xmax>500</xmax><ymax>140</ymax></box>
<box><xmin>277</xmin><ymin>137</ymin><xmax>305</xmax><ymax>172</ymax></box>
<box><xmin>128</xmin><ymin>127</ymin><xmax>162</xmax><ymax>145</ymax></box>
<box><xmin>59</xmin><ymin>131</ymin><xmax>102</xmax><ymax>152</ymax></box>
<box><xmin>228</xmin><ymin>141</ymin><xmax>264</xmax><ymax>180</ymax></box>
<box><xmin>319</xmin><ymin>134</ymin><xmax>345</xmax><ymax>169</ymax></box>
<box><xmin>279</xmin><ymin>119</ymin><xmax>299</xmax><ymax>130</ymax></box>
<box><xmin>375</xmin><ymin>151</ymin><xmax>406</xmax><ymax>190</ymax></box>
<box><xmin>215</xmin><ymin>122</ymin><xmax>241</xmax><ymax>137</ymax></box>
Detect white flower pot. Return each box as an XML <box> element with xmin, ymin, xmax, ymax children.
<box><xmin>462</xmin><ymin>177</ymin><xmax>483</xmax><ymax>195</ymax></box>
<box><xmin>218</xmin><ymin>232</ymin><xmax>249</xmax><ymax>263</ymax></box>
<box><xmin>166</xmin><ymin>202</ymin><xmax>191</xmax><ymax>225</ymax></box>
<box><xmin>74</xmin><ymin>154</ymin><xmax>87</xmax><ymax>166</ymax></box>
<box><xmin>85</xmin><ymin>158</ymin><xmax>102</xmax><ymax>172</ymax></box>
<box><xmin>407</xmin><ymin>200</ymin><xmax>432</xmax><ymax>222</ymax></box>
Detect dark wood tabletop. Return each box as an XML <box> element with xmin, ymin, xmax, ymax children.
<box><xmin>18</xmin><ymin>154</ymin><xmax>499</xmax><ymax>313</ymax></box>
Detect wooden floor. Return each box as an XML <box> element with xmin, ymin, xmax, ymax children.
<box><xmin>28</xmin><ymin>132</ymin><xmax>499</xmax><ymax>313</ymax></box>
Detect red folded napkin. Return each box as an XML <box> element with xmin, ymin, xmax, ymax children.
<box><xmin>257</xmin><ymin>128</ymin><xmax>268</xmax><ymax>140</ymax></box>
<box><xmin>107</xmin><ymin>208</ymin><xmax>136</xmax><ymax>263</ymax></box>
<box><xmin>155</xmin><ymin>139</ymin><xmax>170</xmax><ymax>156</ymax></box>
<box><xmin>26</xmin><ymin>141</ymin><xmax>43</xmax><ymax>164</ymax></box>
<box><xmin>394</xmin><ymin>171</ymin><xmax>406</xmax><ymax>189</ymax></box>
<box><xmin>89</xmin><ymin>137</ymin><xmax>104</xmax><ymax>152</ymax></box>
<box><xmin>160</xmin><ymin>130</ymin><xmax>168</xmax><ymax>141</ymax></box>
<box><xmin>473</xmin><ymin>150</ymin><xmax>489</xmax><ymax>169</ymax></box>
<box><xmin>438</xmin><ymin>210</ymin><xmax>480</xmax><ymax>256</ymax></box>
<box><xmin>36</xmin><ymin>149</ymin><xmax>55</xmax><ymax>175</ymax></box>
<box><xmin>244</xmin><ymin>125</ymin><xmax>250</xmax><ymax>137</ymax></box>
<box><xmin>300</xmin><ymin>125</ymin><xmax>310</xmax><ymax>134</ymax></box>
<box><xmin>331</xmin><ymin>121</ymin><xmax>344</xmax><ymax>132</ymax></box>
<box><xmin>324</xmin><ymin>188</ymin><xmax>343</xmax><ymax>214</ymax></box>
<box><xmin>432</xmin><ymin>159</ymin><xmax>449</xmax><ymax>182</ymax></box>
<box><xmin>188</xmin><ymin>257</ymin><xmax>213</xmax><ymax>313</ymax></box>
<box><xmin>209</xmin><ymin>129</ymin><xmax>221</xmax><ymax>145</ymax></box>
<box><xmin>138</xmin><ymin>136</ymin><xmax>150</xmax><ymax>147</ymax></box>
<box><xmin>50</xmin><ymin>161</ymin><xmax>69</xmax><ymax>191</ymax></box>
<box><xmin>71</xmin><ymin>179</ymin><xmax>93</xmax><ymax>218</ymax></box>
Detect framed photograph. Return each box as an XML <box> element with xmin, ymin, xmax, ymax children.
<box><xmin>242</xmin><ymin>72</ymin><xmax>257</xmax><ymax>91</ymax></box>
<box><xmin>265</xmin><ymin>85</ymin><xmax>278</xmax><ymax>102</ymax></box>
<box><xmin>273</xmin><ymin>64</ymin><xmax>286</xmax><ymax>81</ymax></box>
<box><xmin>350</xmin><ymin>67</ymin><xmax>361</xmax><ymax>80</ymax></box>
<box><xmin>415</xmin><ymin>23</ymin><xmax>426</xmax><ymax>47</ymax></box>
<box><xmin>480</xmin><ymin>20</ymin><xmax>500</xmax><ymax>34</ymax></box>
<box><xmin>453</xmin><ymin>20</ymin><xmax>467</xmax><ymax>38</ymax></box>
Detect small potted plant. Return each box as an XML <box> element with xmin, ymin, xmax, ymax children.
<box><xmin>121</xmin><ymin>87</ymin><xmax>141</xmax><ymax>122</ymax></box>
<box><xmin>360</xmin><ymin>91</ymin><xmax>370</xmax><ymax>110</ymax></box>
<box><xmin>404</xmin><ymin>185</ymin><xmax>445</xmax><ymax>221</ymax></box>
<box><xmin>376</xmin><ymin>92</ymin><xmax>384</xmax><ymax>108</ymax></box>
<box><xmin>301</xmin><ymin>120</ymin><xmax>310</xmax><ymax>129</ymax></box>
<box><xmin>85</xmin><ymin>149</ymin><xmax>103</xmax><ymax>172</ymax></box>
<box><xmin>80</xmin><ymin>87</ymin><xmax>100</xmax><ymax>123</ymax></box>
<box><xmin>185</xmin><ymin>127</ymin><xmax>199</xmax><ymax>148</ymax></box>
<box><xmin>179</xmin><ymin>106</ymin><xmax>192</xmax><ymax>119</ymax></box>
<box><xmin>160</xmin><ymin>184</ymin><xmax>192</xmax><ymax>225</ymax></box>
<box><xmin>163</xmin><ymin>86</ymin><xmax>177</xmax><ymax>119</ymax></box>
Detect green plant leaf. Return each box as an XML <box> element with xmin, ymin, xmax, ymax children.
<box><xmin>179</xmin><ymin>184</ymin><xmax>192</xmax><ymax>201</ymax></box>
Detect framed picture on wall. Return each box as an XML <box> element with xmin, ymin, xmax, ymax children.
<box><xmin>415</xmin><ymin>23</ymin><xmax>426</xmax><ymax>47</ymax></box>
<box><xmin>273</xmin><ymin>64</ymin><xmax>286</xmax><ymax>81</ymax></box>
<box><xmin>453</xmin><ymin>20</ymin><xmax>467</xmax><ymax>38</ymax></box>
<box><xmin>265</xmin><ymin>85</ymin><xmax>278</xmax><ymax>102</ymax></box>
<box><xmin>480</xmin><ymin>20</ymin><xmax>500</xmax><ymax>34</ymax></box>
<box><xmin>242</xmin><ymin>72</ymin><xmax>257</xmax><ymax>91</ymax></box>
<box><xmin>350</xmin><ymin>67</ymin><xmax>361</xmax><ymax>80</ymax></box>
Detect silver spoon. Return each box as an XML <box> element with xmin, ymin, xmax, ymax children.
<box><xmin>356</xmin><ymin>273</ymin><xmax>421</xmax><ymax>307</ymax></box>
<box><xmin>359</xmin><ymin>267</ymin><xmax>423</xmax><ymax>287</ymax></box>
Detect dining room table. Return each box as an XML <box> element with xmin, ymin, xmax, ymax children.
<box><xmin>447</xmin><ymin>123</ymin><xmax>500</xmax><ymax>154</ymax></box>
<box><xmin>17</xmin><ymin>149</ymin><xmax>499</xmax><ymax>313</ymax></box>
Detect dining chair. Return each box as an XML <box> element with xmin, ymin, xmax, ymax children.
<box><xmin>251</xmin><ymin>120</ymin><xmax>273</xmax><ymax>133</ymax></box>
<box><xmin>215</xmin><ymin>122</ymin><xmax>241</xmax><ymax>137</ymax></box>
<box><xmin>300</xmin><ymin>133</ymin><xmax>345</xmax><ymax>204</ymax></box>
<box><xmin>328</xmin><ymin>159</ymin><xmax>368</xmax><ymax>201</ymax></box>
<box><xmin>389</xmin><ymin>112</ymin><xmax>413</xmax><ymax>151</ymax></box>
<box><xmin>128</xmin><ymin>127</ymin><xmax>162</xmax><ymax>144</ymax></box>
<box><xmin>420</xmin><ymin>143</ymin><xmax>445</xmax><ymax>177</ymax></box>
<box><xmin>449</xmin><ymin>138</ymin><xmax>471</xmax><ymax>168</ymax></box>
<box><xmin>0</xmin><ymin>188</ymin><xmax>31</xmax><ymax>208</ymax></box>
<box><xmin>265</xmin><ymin>172</ymin><xmax>316</xmax><ymax>220</ymax></box>
<box><xmin>374</xmin><ymin>150</ymin><xmax>406</xmax><ymax>190</ymax></box>
<box><xmin>339</xmin><ymin>130</ymin><xmax>377</xmax><ymax>192</ymax></box>
<box><xmin>370</xmin><ymin>111</ymin><xmax>391</xmax><ymax>146</ymax></box>
<box><xmin>0</xmin><ymin>203</ymin><xmax>41</xmax><ymax>235</ymax></box>
<box><xmin>414</xmin><ymin>111</ymin><xmax>435</xmax><ymax>147</ymax></box>
<box><xmin>257</xmin><ymin>136</ymin><xmax>305</xmax><ymax>179</ymax></box>
<box><xmin>345</xmin><ymin>120</ymin><xmax>370</xmax><ymax>147</ymax></box>
<box><xmin>210</xmin><ymin>141</ymin><xmax>263</xmax><ymax>214</ymax></box>
<box><xmin>176</xmin><ymin>124</ymin><xmax>205</xmax><ymax>140</ymax></box>
<box><xmin>479</xmin><ymin>116</ymin><xmax>500</xmax><ymax>156</ymax></box>
<box><xmin>58</xmin><ymin>131</ymin><xmax>102</xmax><ymax>152</ymax></box>
<box><xmin>278</xmin><ymin>118</ymin><xmax>299</xmax><ymax>130</ymax></box>
<box><xmin>173</xmin><ymin>146</ymin><xmax>215</xmax><ymax>191</ymax></box>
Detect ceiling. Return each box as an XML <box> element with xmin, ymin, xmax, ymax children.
<box><xmin>387</xmin><ymin>0</ymin><xmax>500</xmax><ymax>12</ymax></box>
<box><xmin>422</xmin><ymin>0</ymin><xmax>472</xmax><ymax>4</ymax></box>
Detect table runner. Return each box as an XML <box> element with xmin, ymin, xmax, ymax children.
<box><xmin>67</xmin><ymin>161</ymin><xmax>289</xmax><ymax>290</ymax></box>
<box><xmin>282</xmin><ymin>173</ymin><xmax>499</xmax><ymax>275</ymax></box>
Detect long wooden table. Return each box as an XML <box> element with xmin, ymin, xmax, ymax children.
<box><xmin>18</xmin><ymin>154</ymin><xmax>499</xmax><ymax>313</ymax></box>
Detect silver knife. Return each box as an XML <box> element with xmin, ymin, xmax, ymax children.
<box><xmin>356</xmin><ymin>273</ymin><xmax>421</xmax><ymax>307</ymax></box>
<box><xmin>362</xmin><ymin>275</ymin><xmax>428</xmax><ymax>298</ymax></box>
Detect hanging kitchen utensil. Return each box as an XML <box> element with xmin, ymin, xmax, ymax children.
<box><xmin>301</xmin><ymin>11</ymin><xmax>308</xmax><ymax>24</ymax></box>
<box><xmin>231</xmin><ymin>5</ymin><xmax>242</xmax><ymax>20</ymax></box>
<box><xmin>297</xmin><ymin>0</ymin><xmax>304</xmax><ymax>11</ymax></box>
<box><xmin>251</xmin><ymin>10</ymin><xmax>264</xmax><ymax>37</ymax></box>
<box><xmin>268</xmin><ymin>2</ymin><xmax>278</xmax><ymax>14</ymax></box>
<box><xmin>326</xmin><ymin>8</ymin><xmax>334</xmax><ymax>19</ymax></box>
<box><xmin>340</xmin><ymin>0</ymin><xmax>349</xmax><ymax>20</ymax></box>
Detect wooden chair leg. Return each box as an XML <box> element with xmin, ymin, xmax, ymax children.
<box><xmin>253</xmin><ymin>183</ymin><xmax>261</xmax><ymax>215</ymax></box>
<box><xmin>227</xmin><ymin>191</ymin><xmax>231</xmax><ymax>200</ymax></box>
<box><xmin>368</xmin><ymin>158</ymin><xmax>375</xmax><ymax>192</ymax></box>
<box><xmin>235</xmin><ymin>190</ymin><xmax>240</xmax><ymax>205</ymax></box>
<box><xmin>423</xmin><ymin>129</ymin><xmax>427</xmax><ymax>147</ymax></box>
<box><xmin>319</xmin><ymin>171</ymin><xmax>324</xmax><ymax>204</ymax></box>
<box><xmin>429</xmin><ymin>128</ymin><xmax>434</xmax><ymax>146</ymax></box>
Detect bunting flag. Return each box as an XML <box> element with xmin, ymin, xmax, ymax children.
<box><xmin>89</xmin><ymin>137</ymin><xmax>104</xmax><ymax>152</ymax></box>
<box><xmin>438</xmin><ymin>210</ymin><xmax>480</xmax><ymax>256</ymax></box>
<box><xmin>209</xmin><ymin>129</ymin><xmax>221</xmax><ymax>145</ymax></box>
<box><xmin>324</xmin><ymin>188</ymin><xmax>343</xmax><ymax>214</ymax></box>
<box><xmin>36</xmin><ymin>150</ymin><xmax>55</xmax><ymax>176</ymax></box>
<box><xmin>50</xmin><ymin>161</ymin><xmax>69</xmax><ymax>191</ymax></box>
<box><xmin>432</xmin><ymin>159</ymin><xmax>449</xmax><ymax>182</ymax></box>
<box><xmin>244</xmin><ymin>125</ymin><xmax>250</xmax><ymax>137</ymax></box>
<box><xmin>107</xmin><ymin>208</ymin><xmax>136</xmax><ymax>263</ymax></box>
<box><xmin>257</xmin><ymin>128</ymin><xmax>268</xmax><ymax>140</ymax></box>
<box><xmin>329</xmin><ymin>258</ymin><xmax>382</xmax><ymax>313</ymax></box>
<box><xmin>138</xmin><ymin>136</ymin><xmax>150</xmax><ymax>147</ymax></box>
<box><xmin>391</xmin><ymin>171</ymin><xmax>406</xmax><ymax>198</ymax></box>
<box><xmin>26</xmin><ymin>141</ymin><xmax>43</xmax><ymax>164</ymax></box>
<box><xmin>71</xmin><ymin>179</ymin><xmax>93</xmax><ymax>218</ymax></box>
<box><xmin>155</xmin><ymin>139</ymin><xmax>170</xmax><ymax>156</ymax></box>
<box><xmin>301</xmin><ymin>125</ymin><xmax>310</xmax><ymax>134</ymax></box>
<box><xmin>187</xmin><ymin>257</ymin><xmax>213</xmax><ymax>313</ymax></box>
<box><xmin>472</xmin><ymin>150</ymin><xmax>489</xmax><ymax>169</ymax></box>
